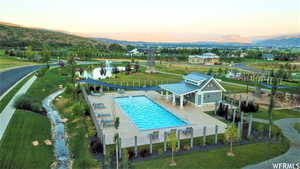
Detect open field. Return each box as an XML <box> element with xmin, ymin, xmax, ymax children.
<box><xmin>246</xmin><ymin>62</ymin><xmax>300</xmax><ymax>72</ymax></box>
<box><xmin>132</xmin><ymin>141</ymin><xmax>289</xmax><ymax>169</ymax></box>
<box><xmin>0</xmin><ymin>54</ymin><xmax>37</xmax><ymax>72</ymax></box>
<box><xmin>0</xmin><ymin>110</ymin><xmax>54</xmax><ymax>169</ymax></box>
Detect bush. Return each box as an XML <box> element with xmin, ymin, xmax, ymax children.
<box><xmin>36</xmin><ymin>66</ymin><xmax>49</xmax><ymax>78</ymax></box>
<box><xmin>14</xmin><ymin>94</ymin><xmax>43</xmax><ymax>113</ymax></box>
<box><xmin>139</xmin><ymin>148</ymin><xmax>150</xmax><ymax>157</ymax></box>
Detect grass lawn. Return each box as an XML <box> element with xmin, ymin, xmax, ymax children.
<box><xmin>0</xmin><ymin>55</ymin><xmax>37</xmax><ymax>72</ymax></box>
<box><xmin>54</xmin><ymin>95</ymin><xmax>98</xmax><ymax>169</ymax></box>
<box><xmin>247</xmin><ymin>61</ymin><xmax>299</xmax><ymax>72</ymax></box>
<box><xmin>222</xmin><ymin>83</ymin><xmax>250</xmax><ymax>93</ymax></box>
<box><xmin>132</xmin><ymin>141</ymin><xmax>289</xmax><ymax>169</ymax></box>
<box><xmin>294</xmin><ymin>123</ymin><xmax>300</xmax><ymax>133</ymax></box>
<box><xmin>103</xmin><ymin>71</ymin><xmax>182</xmax><ymax>85</ymax></box>
<box><xmin>0</xmin><ymin>110</ymin><xmax>54</xmax><ymax>169</ymax></box>
<box><xmin>0</xmin><ymin>74</ymin><xmax>33</xmax><ymax>114</ymax></box>
<box><xmin>253</xmin><ymin>108</ymin><xmax>300</xmax><ymax>120</ymax></box>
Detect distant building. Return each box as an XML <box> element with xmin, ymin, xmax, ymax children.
<box><xmin>188</xmin><ymin>53</ymin><xmax>220</xmax><ymax>65</ymax></box>
<box><xmin>262</xmin><ymin>54</ymin><xmax>274</xmax><ymax>61</ymax></box>
<box><xmin>240</xmin><ymin>52</ymin><xmax>248</xmax><ymax>58</ymax></box>
<box><xmin>127</xmin><ymin>48</ymin><xmax>140</xmax><ymax>55</ymax></box>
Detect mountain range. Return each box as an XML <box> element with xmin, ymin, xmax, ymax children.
<box><xmin>0</xmin><ymin>21</ymin><xmax>299</xmax><ymax>48</ymax></box>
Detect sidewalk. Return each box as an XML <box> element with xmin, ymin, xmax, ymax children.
<box><xmin>243</xmin><ymin>118</ymin><xmax>300</xmax><ymax>169</ymax></box>
<box><xmin>0</xmin><ymin>76</ymin><xmax>37</xmax><ymax>140</ymax></box>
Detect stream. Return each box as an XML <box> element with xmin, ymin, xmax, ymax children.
<box><xmin>42</xmin><ymin>89</ymin><xmax>70</xmax><ymax>169</ymax></box>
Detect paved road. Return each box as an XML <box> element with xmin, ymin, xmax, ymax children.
<box><xmin>232</xmin><ymin>63</ymin><xmax>262</xmax><ymax>73</ymax></box>
<box><xmin>0</xmin><ymin>65</ymin><xmax>44</xmax><ymax>97</ymax></box>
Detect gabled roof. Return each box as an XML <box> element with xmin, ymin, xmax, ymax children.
<box><xmin>183</xmin><ymin>72</ymin><xmax>211</xmax><ymax>81</ymax></box>
<box><xmin>159</xmin><ymin>81</ymin><xmax>202</xmax><ymax>95</ymax></box>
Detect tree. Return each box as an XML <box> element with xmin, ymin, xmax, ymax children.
<box><xmin>268</xmin><ymin>76</ymin><xmax>278</xmax><ymax>139</ymax></box>
<box><xmin>224</xmin><ymin>124</ymin><xmax>239</xmax><ymax>156</ymax></box>
<box><xmin>134</xmin><ymin>63</ymin><xmax>140</xmax><ymax>72</ymax></box>
<box><xmin>167</xmin><ymin>132</ymin><xmax>177</xmax><ymax>166</ymax></box>
<box><xmin>125</xmin><ymin>64</ymin><xmax>131</xmax><ymax>74</ymax></box>
<box><xmin>41</xmin><ymin>46</ymin><xmax>50</xmax><ymax>65</ymax></box>
<box><xmin>68</xmin><ymin>54</ymin><xmax>77</xmax><ymax>81</ymax></box>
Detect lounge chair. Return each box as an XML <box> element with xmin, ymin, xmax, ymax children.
<box><xmin>91</xmin><ymin>91</ymin><xmax>104</xmax><ymax>97</ymax></box>
<box><xmin>101</xmin><ymin>119</ymin><xmax>114</xmax><ymax>127</ymax></box>
<box><xmin>96</xmin><ymin>112</ymin><xmax>111</xmax><ymax>117</ymax></box>
<box><xmin>93</xmin><ymin>103</ymin><xmax>105</xmax><ymax>109</ymax></box>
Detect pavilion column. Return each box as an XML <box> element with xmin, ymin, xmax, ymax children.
<box><xmin>165</xmin><ymin>91</ymin><xmax>169</xmax><ymax>100</ymax></box>
<box><xmin>172</xmin><ymin>94</ymin><xmax>176</xmax><ymax>105</ymax></box>
<box><xmin>180</xmin><ymin>95</ymin><xmax>184</xmax><ymax>109</ymax></box>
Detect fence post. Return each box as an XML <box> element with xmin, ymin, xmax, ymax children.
<box><xmin>103</xmin><ymin>134</ymin><xmax>106</xmax><ymax>155</ymax></box>
<box><xmin>190</xmin><ymin>128</ymin><xmax>194</xmax><ymax>148</ymax></box>
<box><xmin>240</xmin><ymin>112</ymin><xmax>244</xmax><ymax>136</ymax></box>
<box><xmin>164</xmin><ymin>132</ymin><xmax>167</xmax><ymax>152</ymax></box>
<box><xmin>119</xmin><ymin>137</ymin><xmax>122</xmax><ymax>159</ymax></box>
<box><xmin>247</xmin><ymin>113</ymin><xmax>253</xmax><ymax>137</ymax></box>
<box><xmin>238</xmin><ymin>122</ymin><xmax>241</xmax><ymax>138</ymax></box>
<box><xmin>177</xmin><ymin>130</ymin><xmax>180</xmax><ymax>150</ymax></box>
<box><xmin>134</xmin><ymin>136</ymin><xmax>138</xmax><ymax>158</ymax></box>
<box><xmin>232</xmin><ymin>109</ymin><xmax>236</xmax><ymax>123</ymax></box>
<box><xmin>215</xmin><ymin>125</ymin><xmax>218</xmax><ymax>144</ymax></box>
<box><xmin>203</xmin><ymin>126</ymin><xmax>206</xmax><ymax>146</ymax></box>
<box><xmin>149</xmin><ymin>134</ymin><xmax>153</xmax><ymax>154</ymax></box>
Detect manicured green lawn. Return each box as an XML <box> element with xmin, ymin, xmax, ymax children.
<box><xmin>103</xmin><ymin>71</ymin><xmax>182</xmax><ymax>85</ymax></box>
<box><xmin>0</xmin><ymin>74</ymin><xmax>33</xmax><ymax>114</ymax></box>
<box><xmin>0</xmin><ymin>55</ymin><xmax>37</xmax><ymax>72</ymax></box>
<box><xmin>222</xmin><ymin>83</ymin><xmax>251</xmax><ymax>93</ymax></box>
<box><xmin>132</xmin><ymin>141</ymin><xmax>289</xmax><ymax>169</ymax></box>
<box><xmin>294</xmin><ymin>123</ymin><xmax>300</xmax><ymax>133</ymax></box>
<box><xmin>0</xmin><ymin>110</ymin><xmax>54</xmax><ymax>169</ymax></box>
<box><xmin>27</xmin><ymin>67</ymin><xmax>71</xmax><ymax>103</ymax></box>
<box><xmin>253</xmin><ymin>108</ymin><xmax>300</xmax><ymax>120</ymax></box>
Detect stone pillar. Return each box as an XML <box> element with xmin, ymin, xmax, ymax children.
<box><xmin>164</xmin><ymin>132</ymin><xmax>167</xmax><ymax>152</ymax></box>
<box><xmin>149</xmin><ymin>134</ymin><xmax>153</xmax><ymax>154</ymax></box>
<box><xmin>232</xmin><ymin>109</ymin><xmax>236</xmax><ymax>123</ymax></box>
<box><xmin>134</xmin><ymin>136</ymin><xmax>138</xmax><ymax>158</ymax></box>
<box><xmin>203</xmin><ymin>126</ymin><xmax>206</xmax><ymax>146</ymax></box>
<box><xmin>172</xmin><ymin>94</ymin><xmax>176</xmax><ymax>105</ymax></box>
<box><xmin>215</xmin><ymin>125</ymin><xmax>218</xmax><ymax>144</ymax></box>
<box><xmin>165</xmin><ymin>91</ymin><xmax>169</xmax><ymax>100</ymax></box>
<box><xmin>102</xmin><ymin>134</ymin><xmax>106</xmax><ymax>155</ymax></box>
<box><xmin>180</xmin><ymin>95</ymin><xmax>184</xmax><ymax>108</ymax></box>
<box><xmin>190</xmin><ymin>128</ymin><xmax>194</xmax><ymax>148</ymax></box>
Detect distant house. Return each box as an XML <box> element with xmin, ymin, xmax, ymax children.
<box><xmin>159</xmin><ymin>72</ymin><xmax>226</xmax><ymax>108</ymax></box>
<box><xmin>127</xmin><ymin>48</ymin><xmax>141</xmax><ymax>56</ymax></box>
<box><xmin>262</xmin><ymin>54</ymin><xmax>274</xmax><ymax>61</ymax></box>
<box><xmin>188</xmin><ymin>53</ymin><xmax>220</xmax><ymax>65</ymax></box>
<box><xmin>240</xmin><ymin>52</ymin><xmax>248</xmax><ymax>58</ymax></box>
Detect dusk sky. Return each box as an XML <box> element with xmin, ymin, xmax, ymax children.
<box><xmin>1</xmin><ymin>0</ymin><xmax>299</xmax><ymax>42</ymax></box>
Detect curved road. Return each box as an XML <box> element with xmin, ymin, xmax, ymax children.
<box><xmin>0</xmin><ymin>65</ymin><xmax>44</xmax><ymax>97</ymax></box>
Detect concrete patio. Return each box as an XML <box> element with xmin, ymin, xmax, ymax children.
<box><xmin>87</xmin><ymin>91</ymin><xmax>226</xmax><ymax>147</ymax></box>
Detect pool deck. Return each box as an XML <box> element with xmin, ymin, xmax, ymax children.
<box><xmin>87</xmin><ymin>91</ymin><xmax>227</xmax><ymax>147</ymax></box>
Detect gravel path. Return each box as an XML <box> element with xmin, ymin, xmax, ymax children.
<box><xmin>243</xmin><ymin>118</ymin><xmax>300</xmax><ymax>169</ymax></box>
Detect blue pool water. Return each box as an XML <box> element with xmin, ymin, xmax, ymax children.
<box><xmin>115</xmin><ymin>96</ymin><xmax>187</xmax><ymax>130</ymax></box>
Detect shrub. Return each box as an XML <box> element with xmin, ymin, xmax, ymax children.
<box><xmin>14</xmin><ymin>94</ymin><xmax>43</xmax><ymax>113</ymax></box>
<box><xmin>139</xmin><ymin>148</ymin><xmax>150</xmax><ymax>157</ymax></box>
<box><xmin>183</xmin><ymin>144</ymin><xmax>191</xmax><ymax>151</ymax></box>
<box><xmin>36</xmin><ymin>66</ymin><xmax>49</xmax><ymax>78</ymax></box>
<box><xmin>156</xmin><ymin>148</ymin><xmax>163</xmax><ymax>155</ymax></box>
<box><xmin>90</xmin><ymin>139</ymin><xmax>103</xmax><ymax>153</ymax></box>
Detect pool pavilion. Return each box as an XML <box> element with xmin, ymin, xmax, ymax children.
<box><xmin>159</xmin><ymin>72</ymin><xmax>226</xmax><ymax>108</ymax></box>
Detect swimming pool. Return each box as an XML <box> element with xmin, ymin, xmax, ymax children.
<box><xmin>115</xmin><ymin>96</ymin><xmax>187</xmax><ymax>130</ymax></box>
